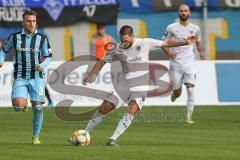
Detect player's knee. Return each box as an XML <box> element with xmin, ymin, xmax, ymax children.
<box><xmin>98</xmin><ymin>102</ymin><xmax>114</xmax><ymax>115</ymax></box>
<box><xmin>12</xmin><ymin>102</ymin><xmax>26</xmax><ymax>111</ymax></box>
<box><xmin>128</xmin><ymin>109</ymin><xmax>138</xmax><ymax>116</ymax></box>
<box><xmin>128</xmin><ymin>101</ymin><xmax>139</xmax><ymax>115</ymax></box>
<box><xmin>186</xmin><ymin>83</ymin><xmax>194</xmax><ymax>88</ymax></box>
<box><xmin>12</xmin><ymin>100</ymin><xmax>27</xmax><ymax>108</ymax></box>
<box><xmin>98</xmin><ymin>107</ymin><xmax>110</xmax><ymax>115</ymax></box>
<box><xmin>32</xmin><ymin>102</ymin><xmax>43</xmax><ymax>106</ymax></box>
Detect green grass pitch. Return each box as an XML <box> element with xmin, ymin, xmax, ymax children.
<box><xmin>0</xmin><ymin>106</ymin><xmax>240</xmax><ymax>160</ymax></box>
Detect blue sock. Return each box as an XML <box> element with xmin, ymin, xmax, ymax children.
<box><xmin>32</xmin><ymin>106</ymin><xmax>43</xmax><ymax>137</ymax></box>
<box><xmin>13</xmin><ymin>106</ymin><xmax>23</xmax><ymax>111</ymax></box>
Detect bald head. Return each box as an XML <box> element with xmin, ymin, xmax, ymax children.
<box><xmin>178</xmin><ymin>4</ymin><xmax>190</xmax><ymax>22</ymax></box>
<box><xmin>179</xmin><ymin>4</ymin><xmax>190</xmax><ymax>11</ymax></box>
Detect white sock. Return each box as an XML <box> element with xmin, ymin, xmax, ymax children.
<box><xmin>85</xmin><ymin>110</ymin><xmax>105</xmax><ymax>133</ymax></box>
<box><xmin>186</xmin><ymin>87</ymin><xmax>194</xmax><ymax>120</ymax></box>
<box><xmin>110</xmin><ymin>113</ymin><xmax>134</xmax><ymax>141</ymax></box>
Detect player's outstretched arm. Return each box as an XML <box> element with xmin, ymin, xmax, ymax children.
<box><xmin>161</xmin><ymin>36</ymin><xmax>198</xmax><ymax>47</ymax></box>
<box><xmin>83</xmin><ymin>60</ymin><xmax>106</xmax><ymax>85</ymax></box>
<box><xmin>161</xmin><ymin>47</ymin><xmax>177</xmax><ymax>60</ymax></box>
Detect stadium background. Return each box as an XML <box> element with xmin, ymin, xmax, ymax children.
<box><xmin>0</xmin><ymin>0</ymin><xmax>240</xmax><ymax>106</ymax></box>
<box><xmin>1</xmin><ymin>2</ymin><xmax>240</xmax><ymax>160</ymax></box>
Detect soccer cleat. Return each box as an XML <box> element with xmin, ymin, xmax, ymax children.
<box><xmin>22</xmin><ymin>106</ymin><xmax>28</xmax><ymax>112</ymax></box>
<box><xmin>186</xmin><ymin>118</ymin><xmax>194</xmax><ymax>124</ymax></box>
<box><xmin>171</xmin><ymin>93</ymin><xmax>177</xmax><ymax>102</ymax></box>
<box><xmin>106</xmin><ymin>139</ymin><xmax>119</xmax><ymax>147</ymax></box>
<box><xmin>68</xmin><ymin>136</ymin><xmax>73</xmax><ymax>145</ymax></box>
<box><xmin>32</xmin><ymin>137</ymin><xmax>41</xmax><ymax>144</ymax></box>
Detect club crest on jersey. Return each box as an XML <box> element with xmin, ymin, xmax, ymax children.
<box><xmin>189</xmin><ymin>30</ymin><xmax>194</xmax><ymax>35</ymax></box>
<box><xmin>136</xmin><ymin>45</ymin><xmax>141</xmax><ymax>51</ymax></box>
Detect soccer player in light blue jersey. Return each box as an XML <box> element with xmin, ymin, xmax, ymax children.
<box><xmin>0</xmin><ymin>10</ymin><xmax>52</xmax><ymax>144</ymax></box>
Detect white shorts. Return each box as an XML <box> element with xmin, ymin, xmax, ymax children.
<box><xmin>169</xmin><ymin>63</ymin><xmax>196</xmax><ymax>90</ymax></box>
<box><xmin>104</xmin><ymin>79</ymin><xmax>147</xmax><ymax>109</ymax></box>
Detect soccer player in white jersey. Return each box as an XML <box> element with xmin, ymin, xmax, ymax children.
<box><xmin>161</xmin><ymin>4</ymin><xmax>205</xmax><ymax>124</ymax></box>
<box><xmin>82</xmin><ymin>25</ymin><xmax>197</xmax><ymax>146</ymax></box>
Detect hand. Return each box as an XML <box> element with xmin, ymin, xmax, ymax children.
<box><xmin>169</xmin><ymin>52</ymin><xmax>177</xmax><ymax>60</ymax></box>
<box><xmin>104</xmin><ymin>42</ymin><xmax>117</xmax><ymax>51</ymax></box>
<box><xmin>186</xmin><ymin>36</ymin><xmax>198</xmax><ymax>45</ymax></box>
<box><xmin>0</xmin><ymin>64</ymin><xmax>2</xmax><ymax>68</ymax></box>
<box><xmin>35</xmin><ymin>64</ymin><xmax>43</xmax><ymax>72</ymax></box>
<box><xmin>199</xmin><ymin>53</ymin><xmax>205</xmax><ymax>60</ymax></box>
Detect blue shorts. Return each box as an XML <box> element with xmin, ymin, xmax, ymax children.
<box><xmin>11</xmin><ymin>78</ymin><xmax>46</xmax><ymax>103</ymax></box>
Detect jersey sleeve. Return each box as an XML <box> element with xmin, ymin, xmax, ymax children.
<box><xmin>41</xmin><ymin>38</ymin><xmax>52</xmax><ymax>57</ymax></box>
<box><xmin>102</xmin><ymin>46</ymin><xmax>118</xmax><ymax>63</ymax></box>
<box><xmin>40</xmin><ymin>37</ymin><xmax>52</xmax><ymax>69</ymax></box>
<box><xmin>196</xmin><ymin>26</ymin><xmax>201</xmax><ymax>42</ymax></box>
<box><xmin>103</xmin><ymin>51</ymin><xmax>114</xmax><ymax>63</ymax></box>
<box><xmin>144</xmin><ymin>38</ymin><xmax>163</xmax><ymax>50</ymax></box>
<box><xmin>0</xmin><ymin>35</ymin><xmax>14</xmax><ymax>64</ymax></box>
<box><xmin>162</xmin><ymin>25</ymin><xmax>171</xmax><ymax>40</ymax></box>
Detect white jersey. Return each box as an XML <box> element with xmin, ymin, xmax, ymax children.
<box><xmin>162</xmin><ymin>22</ymin><xmax>201</xmax><ymax>66</ymax></box>
<box><xmin>102</xmin><ymin>38</ymin><xmax>163</xmax><ymax>108</ymax></box>
<box><xmin>103</xmin><ymin>38</ymin><xmax>163</xmax><ymax>80</ymax></box>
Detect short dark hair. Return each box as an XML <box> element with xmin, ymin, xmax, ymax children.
<box><xmin>22</xmin><ymin>10</ymin><xmax>37</xmax><ymax>19</ymax></box>
<box><xmin>97</xmin><ymin>23</ymin><xmax>105</xmax><ymax>30</ymax></box>
<box><xmin>119</xmin><ymin>25</ymin><xmax>133</xmax><ymax>36</ymax></box>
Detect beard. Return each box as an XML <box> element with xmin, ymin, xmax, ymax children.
<box><xmin>179</xmin><ymin>14</ymin><xmax>189</xmax><ymax>21</ymax></box>
<box><xmin>121</xmin><ymin>41</ymin><xmax>132</xmax><ymax>49</ymax></box>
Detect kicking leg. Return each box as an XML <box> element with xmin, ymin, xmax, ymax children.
<box><xmin>85</xmin><ymin>100</ymin><xmax>115</xmax><ymax>133</ymax></box>
<box><xmin>107</xmin><ymin>100</ymin><xmax>140</xmax><ymax>146</ymax></box>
